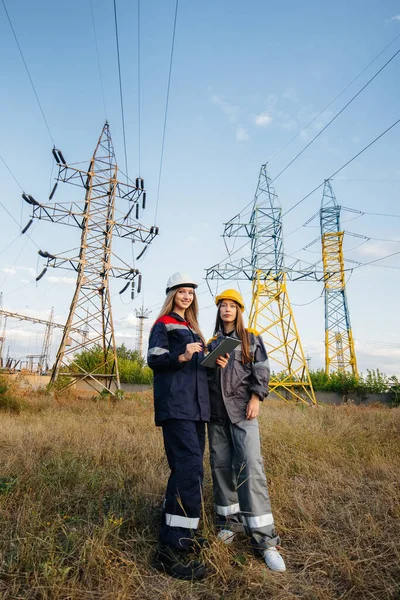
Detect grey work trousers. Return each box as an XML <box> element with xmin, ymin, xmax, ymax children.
<box><xmin>208</xmin><ymin>418</ymin><xmax>279</xmax><ymax>551</ymax></box>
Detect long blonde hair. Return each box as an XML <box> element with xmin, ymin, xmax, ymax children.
<box><xmin>157</xmin><ymin>289</ymin><xmax>206</xmax><ymax>345</ymax></box>
<box><xmin>214</xmin><ymin>301</ymin><xmax>251</xmax><ymax>363</ymax></box>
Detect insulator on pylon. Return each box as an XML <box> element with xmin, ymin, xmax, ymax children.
<box><xmin>142</xmin><ymin>192</ymin><xmax>146</xmax><ymax>210</ymax></box>
<box><xmin>58</xmin><ymin>150</ymin><xmax>67</xmax><ymax>165</ymax></box>
<box><xmin>36</xmin><ymin>268</ymin><xmax>47</xmax><ymax>281</ymax></box>
<box><xmin>135</xmin><ymin>204</ymin><xmax>139</xmax><ymax>219</ymax></box>
<box><xmin>22</xmin><ymin>192</ymin><xmax>31</xmax><ymax>204</ymax></box>
<box><xmin>49</xmin><ymin>182</ymin><xmax>58</xmax><ymax>200</ymax></box>
<box><xmin>140</xmin><ymin>178</ymin><xmax>144</xmax><ymax>190</ymax></box>
<box><xmin>28</xmin><ymin>194</ymin><xmax>39</xmax><ymax>206</ymax></box>
<box><xmin>131</xmin><ymin>280</ymin><xmax>135</xmax><ymax>300</ymax></box>
<box><xmin>52</xmin><ymin>148</ymin><xmax>60</xmax><ymax>163</ymax></box>
<box><xmin>38</xmin><ymin>249</ymin><xmax>56</xmax><ymax>259</ymax></box>
<box><xmin>135</xmin><ymin>177</ymin><xmax>140</xmax><ymax>189</ymax></box>
<box><xmin>21</xmin><ymin>219</ymin><xmax>33</xmax><ymax>234</ymax></box>
<box><xmin>136</xmin><ymin>246</ymin><xmax>147</xmax><ymax>260</ymax></box>
<box><xmin>119</xmin><ymin>281</ymin><xmax>130</xmax><ymax>295</ymax></box>
<box><xmin>137</xmin><ymin>274</ymin><xmax>142</xmax><ymax>294</ymax></box>
<box><xmin>150</xmin><ymin>226</ymin><xmax>159</xmax><ymax>235</ymax></box>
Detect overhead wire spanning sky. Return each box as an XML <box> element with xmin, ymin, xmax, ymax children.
<box><xmin>0</xmin><ymin>0</ymin><xmax>399</xmax><ymax>374</ymax></box>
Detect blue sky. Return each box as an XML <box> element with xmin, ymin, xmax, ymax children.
<box><xmin>1</xmin><ymin>0</ymin><xmax>399</xmax><ymax>375</ymax></box>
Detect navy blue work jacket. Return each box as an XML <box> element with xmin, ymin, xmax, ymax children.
<box><xmin>147</xmin><ymin>312</ymin><xmax>210</xmax><ymax>426</ymax></box>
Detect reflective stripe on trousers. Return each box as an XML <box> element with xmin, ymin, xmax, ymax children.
<box><xmin>160</xmin><ymin>419</ymin><xmax>205</xmax><ymax>550</ymax></box>
<box><xmin>208</xmin><ymin>418</ymin><xmax>280</xmax><ymax>549</ymax></box>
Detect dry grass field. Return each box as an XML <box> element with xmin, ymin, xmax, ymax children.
<box><xmin>0</xmin><ymin>382</ymin><xmax>399</xmax><ymax>599</ymax></box>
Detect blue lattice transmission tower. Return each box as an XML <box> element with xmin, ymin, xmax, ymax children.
<box><xmin>320</xmin><ymin>180</ymin><xmax>358</xmax><ymax>377</ymax></box>
<box><xmin>21</xmin><ymin>123</ymin><xmax>158</xmax><ymax>394</ymax></box>
<box><xmin>207</xmin><ymin>164</ymin><xmax>317</xmax><ymax>405</ymax></box>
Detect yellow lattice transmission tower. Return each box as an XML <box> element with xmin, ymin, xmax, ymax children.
<box><xmin>206</xmin><ymin>164</ymin><xmax>318</xmax><ymax>405</ymax></box>
<box><xmin>320</xmin><ymin>180</ymin><xmax>358</xmax><ymax>376</ymax></box>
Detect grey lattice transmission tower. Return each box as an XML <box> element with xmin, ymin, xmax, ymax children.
<box><xmin>22</xmin><ymin>123</ymin><xmax>158</xmax><ymax>394</ymax></box>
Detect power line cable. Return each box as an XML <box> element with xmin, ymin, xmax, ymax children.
<box><xmin>154</xmin><ymin>0</ymin><xmax>179</xmax><ymax>224</ymax></box>
<box><xmin>0</xmin><ymin>155</ymin><xmax>24</xmax><ymax>191</ymax></box>
<box><xmin>0</xmin><ymin>233</ymin><xmax>21</xmax><ymax>257</ymax></box>
<box><xmin>89</xmin><ymin>0</ymin><xmax>107</xmax><ymax>119</ymax></box>
<box><xmin>292</xmin><ymin>294</ymin><xmax>323</xmax><ymax>307</ymax></box>
<box><xmin>268</xmin><ymin>31</ymin><xmax>400</xmax><ymax>164</ymax></box>
<box><xmin>272</xmin><ymin>47</ymin><xmax>400</xmax><ymax>184</ymax></box>
<box><xmin>341</xmin><ymin>206</ymin><xmax>400</xmax><ymax>218</ymax></box>
<box><xmin>137</xmin><ymin>0</ymin><xmax>141</xmax><ymax>175</ymax></box>
<box><xmin>351</xmin><ymin>249</ymin><xmax>400</xmax><ymax>270</ymax></box>
<box><xmin>234</xmin><ymin>42</ymin><xmax>400</xmax><ymax>223</ymax></box>
<box><xmin>113</xmin><ymin>0</ymin><xmax>129</xmax><ymax>179</ymax></box>
<box><xmin>334</xmin><ymin>178</ymin><xmax>400</xmax><ymax>183</ymax></box>
<box><xmin>282</xmin><ymin>116</ymin><xmax>400</xmax><ymax>217</ymax></box>
<box><xmin>1</xmin><ymin>0</ymin><xmax>55</xmax><ymax>146</ymax></box>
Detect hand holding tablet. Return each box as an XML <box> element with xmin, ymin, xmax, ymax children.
<box><xmin>200</xmin><ymin>337</ymin><xmax>241</xmax><ymax>368</ymax></box>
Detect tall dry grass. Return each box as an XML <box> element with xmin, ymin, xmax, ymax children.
<box><xmin>0</xmin><ymin>385</ymin><xmax>399</xmax><ymax>599</ymax></box>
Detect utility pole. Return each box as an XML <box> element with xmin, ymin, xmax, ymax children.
<box><xmin>320</xmin><ymin>180</ymin><xmax>358</xmax><ymax>376</ymax></box>
<box><xmin>22</xmin><ymin>123</ymin><xmax>158</xmax><ymax>395</ymax></box>
<box><xmin>206</xmin><ymin>164</ymin><xmax>320</xmax><ymax>405</ymax></box>
<box><xmin>135</xmin><ymin>307</ymin><xmax>151</xmax><ymax>356</ymax></box>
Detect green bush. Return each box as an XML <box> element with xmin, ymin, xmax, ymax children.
<box><xmin>0</xmin><ymin>375</ymin><xmax>24</xmax><ymax>412</ymax></box>
<box><xmin>308</xmin><ymin>368</ymin><xmax>399</xmax><ymax>400</ymax></box>
<box><xmin>70</xmin><ymin>345</ymin><xmax>153</xmax><ymax>386</ymax></box>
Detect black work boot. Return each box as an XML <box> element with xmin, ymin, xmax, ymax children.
<box><xmin>153</xmin><ymin>544</ymin><xmax>206</xmax><ymax>580</ymax></box>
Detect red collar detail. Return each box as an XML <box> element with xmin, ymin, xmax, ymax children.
<box><xmin>156</xmin><ymin>315</ymin><xmax>189</xmax><ymax>327</ymax></box>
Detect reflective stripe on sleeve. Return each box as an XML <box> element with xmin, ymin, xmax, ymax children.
<box><xmin>243</xmin><ymin>513</ymin><xmax>274</xmax><ymax>529</ymax></box>
<box><xmin>165</xmin><ymin>513</ymin><xmax>199</xmax><ymax>529</ymax></box>
<box><xmin>165</xmin><ymin>323</ymin><xmax>189</xmax><ymax>332</ymax></box>
<box><xmin>215</xmin><ymin>503</ymin><xmax>240</xmax><ymax>516</ymax></box>
<box><xmin>148</xmin><ymin>347</ymin><xmax>169</xmax><ymax>356</ymax></box>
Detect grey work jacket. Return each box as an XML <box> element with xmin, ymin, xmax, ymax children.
<box><xmin>207</xmin><ymin>329</ymin><xmax>270</xmax><ymax>424</ymax></box>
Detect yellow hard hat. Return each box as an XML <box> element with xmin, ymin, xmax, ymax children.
<box><xmin>215</xmin><ymin>289</ymin><xmax>245</xmax><ymax>312</ymax></box>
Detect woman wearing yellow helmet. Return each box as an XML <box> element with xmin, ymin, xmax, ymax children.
<box><xmin>207</xmin><ymin>289</ymin><xmax>286</xmax><ymax>572</ymax></box>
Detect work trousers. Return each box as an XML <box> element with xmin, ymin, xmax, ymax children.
<box><xmin>160</xmin><ymin>419</ymin><xmax>205</xmax><ymax>550</ymax></box>
<box><xmin>208</xmin><ymin>418</ymin><xmax>279</xmax><ymax>551</ymax></box>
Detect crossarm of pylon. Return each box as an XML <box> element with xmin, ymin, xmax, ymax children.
<box><xmin>57</xmin><ymin>165</ymin><xmax>145</xmax><ymax>201</ymax></box>
<box><xmin>39</xmin><ymin>253</ymin><xmax>141</xmax><ymax>281</ymax></box>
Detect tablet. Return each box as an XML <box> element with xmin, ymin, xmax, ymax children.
<box><xmin>200</xmin><ymin>337</ymin><xmax>241</xmax><ymax>368</ymax></box>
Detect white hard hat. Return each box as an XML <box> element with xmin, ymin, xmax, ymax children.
<box><xmin>166</xmin><ymin>272</ymin><xmax>198</xmax><ymax>295</ymax></box>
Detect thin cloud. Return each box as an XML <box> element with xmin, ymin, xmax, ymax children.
<box><xmin>47</xmin><ymin>276</ymin><xmax>76</xmax><ymax>285</ymax></box>
<box><xmin>391</xmin><ymin>15</ymin><xmax>400</xmax><ymax>21</ymax></box>
<box><xmin>236</xmin><ymin>127</ymin><xmax>249</xmax><ymax>142</ymax></box>
<box><xmin>211</xmin><ymin>94</ymin><xmax>241</xmax><ymax>123</ymax></box>
<box><xmin>254</xmin><ymin>112</ymin><xmax>273</xmax><ymax>127</ymax></box>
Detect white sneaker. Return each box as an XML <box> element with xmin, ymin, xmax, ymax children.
<box><xmin>263</xmin><ymin>547</ymin><xmax>286</xmax><ymax>572</ymax></box>
<box><xmin>217</xmin><ymin>529</ymin><xmax>236</xmax><ymax>544</ymax></box>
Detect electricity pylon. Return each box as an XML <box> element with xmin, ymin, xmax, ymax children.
<box><xmin>0</xmin><ymin>293</ymin><xmax>6</xmax><ymax>368</ymax></box>
<box><xmin>320</xmin><ymin>180</ymin><xmax>358</xmax><ymax>377</ymax></box>
<box><xmin>38</xmin><ymin>307</ymin><xmax>54</xmax><ymax>375</ymax></box>
<box><xmin>22</xmin><ymin>123</ymin><xmax>158</xmax><ymax>394</ymax></box>
<box><xmin>206</xmin><ymin>164</ymin><xmax>317</xmax><ymax>405</ymax></box>
<box><xmin>135</xmin><ymin>306</ymin><xmax>151</xmax><ymax>356</ymax></box>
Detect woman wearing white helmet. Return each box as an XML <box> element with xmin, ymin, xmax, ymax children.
<box><xmin>147</xmin><ymin>272</ymin><xmax>209</xmax><ymax>581</ymax></box>
<box><xmin>207</xmin><ymin>288</ymin><xmax>286</xmax><ymax>572</ymax></box>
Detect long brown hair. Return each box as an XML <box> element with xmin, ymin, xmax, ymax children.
<box><xmin>157</xmin><ymin>289</ymin><xmax>206</xmax><ymax>345</ymax></box>
<box><xmin>214</xmin><ymin>302</ymin><xmax>251</xmax><ymax>363</ymax></box>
